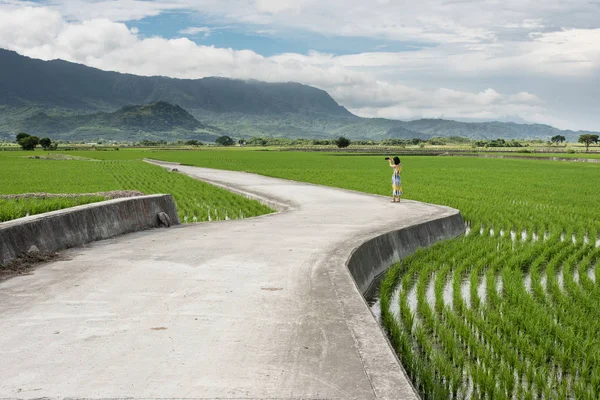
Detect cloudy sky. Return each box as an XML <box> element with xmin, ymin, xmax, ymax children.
<box><xmin>1</xmin><ymin>0</ymin><xmax>599</xmax><ymax>130</ymax></box>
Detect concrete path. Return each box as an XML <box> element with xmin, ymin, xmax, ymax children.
<box><xmin>0</xmin><ymin>164</ymin><xmax>461</xmax><ymax>400</ymax></box>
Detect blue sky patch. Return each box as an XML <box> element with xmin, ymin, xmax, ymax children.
<box><xmin>128</xmin><ymin>11</ymin><xmax>433</xmax><ymax>56</ymax></box>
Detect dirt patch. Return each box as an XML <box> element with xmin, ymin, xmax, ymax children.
<box><xmin>25</xmin><ymin>154</ymin><xmax>96</xmax><ymax>161</ymax></box>
<box><xmin>0</xmin><ymin>252</ymin><xmax>62</xmax><ymax>281</ymax></box>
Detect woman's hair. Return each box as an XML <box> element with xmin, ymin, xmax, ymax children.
<box><xmin>393</xmin><ymin>156</ymin><xmax>401</xmax><ymax>165</ymax></box>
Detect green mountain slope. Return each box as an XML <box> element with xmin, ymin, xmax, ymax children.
<box><xmin>400</xmin><ymin>119</ymin><xmax>576</xmax><ymax>141</ymax></box>
<box><xmin>0</xmin><ymin>49</ymin><xmax>352</xmax><ymax>117</ymax></box>
<box><xmin>0</xmin><ymin>48</ymin><xmax>597</xmax><ymax>142</ymax></box>
<box><xmin>19</xmin><ymin>102</ymin><xmax>222</xmax><ymax>142</ymax></box>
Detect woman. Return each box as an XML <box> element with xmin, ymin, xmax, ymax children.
<box><xmin>386</xmin><ymin>156</ymin><xmax>402</xmax><ymax>203</ymax></box>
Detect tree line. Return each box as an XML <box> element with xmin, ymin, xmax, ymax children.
<box><xmin>11</xmin><ymin>132</ymin><xmax>600</xmax><ymax>151</ymax></box>
<box><xmin>16</xmin><ymin>133</ymin><xmax>56</xmax><ymax>150</ymax></box>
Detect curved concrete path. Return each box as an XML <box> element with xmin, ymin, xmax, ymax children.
<box><xmin>0</xmin><ymin>164</ymin><xmax>462</xmax><ymax>400</ymax></box>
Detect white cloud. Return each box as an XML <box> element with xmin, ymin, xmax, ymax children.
<box><xmin>180</xmin><ymin>26</ymin><xmax>212</xmax><ymax>35</ymax></box>
<box><xmin>254</xmin><ymin>29</ymin><xmax>277</xmax><ymax>35</ymax></box>
<box><xmin>179</xmin><ymin>26</ymin><xmax>231</xmax><ymax>38</ymax></box>
<box><xmin>0</xmin><ymin>6</ymin><xmax>64</xmax><ymax>50</ymax></box>
<box><xmin>8</xmin><ymin>0</ymin><xmax>597</xmax><ymax>45</ymax></box>
<box><xmin>179</xmin><ymin>26</ymin><xmax>213</xmax><ymax>38</ymax></box>
<box><xmin>503</xmin><ymin>18</ymin><xmax>545</xmax><ymax>29</ymax></box>
<box><xmin>0</xmin><ymin>3</ymin><xmax>599</xmax><ymax>129</ymax></box>
<box><xmin>41</xmin><ymin>0</ymin><xmax>185</xmax><ymax>22</ymax></box>
<box><xmin>254</xmin><ymin>0</ymin><xmax>310</xmax><ymax>14</ymax></box>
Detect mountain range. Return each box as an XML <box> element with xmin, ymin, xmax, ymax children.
<box><xmin>0</xmin><ymin>48</ymin><xmax>596</xmax><ymax>142</ymax></box>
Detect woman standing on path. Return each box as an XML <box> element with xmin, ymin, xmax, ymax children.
<box><xmin>386</xmin><ymin>156</ymin><xmax>402</xmax><ymax>203</ymax></box>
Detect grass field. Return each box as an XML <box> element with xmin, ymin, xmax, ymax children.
<box><xmin>0</xmin><ymin>152</ymin><xmax>272</xmax><ymax>223</ymax></box>
<box><xmin>52</xmin><ymin>148</ymin><xmax>600</xmax><ymax>399</ymax></box>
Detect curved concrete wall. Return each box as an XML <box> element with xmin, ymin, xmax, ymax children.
<box><xmin>347</xmin><ymin>212</ymin><xmax>465</xmax><ymax>297</ymax></box>
<box><xmin>0</xmin><ymin>194</ymin><xmax>179</xmax><ymax>266</ymax></box>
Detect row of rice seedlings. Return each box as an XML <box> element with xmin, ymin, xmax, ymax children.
<box><xmin>428</xmin><ymin>239</ymin><xmax>520</xmax><ymax>398</ymax></box>
<box><xmin>383</xmin><ymin>223</ymin><xmax>600</xmax><ymax>398</ymax></box>
<box><xmin>0</xmin><ymin>196</ymin><xmax>105</xmax><ymax>222</ymax></box>
<box><xmin>456</xmin><ymin>247</ymin><xmax>526</xmax><ymax>397</ymax></box>
<box><xmin>576</xmin><ymin>247</ymin><xmax>600</xmax><ymax>294</ymax></box>
<box><xmin>460</xmin><ymin>243</ymin><xmax>567</xmax><ymax>397</ymax></box>
<box><xmin>104</xmin><ymin>161</ymin><xmax>272</xmax><ymax>223</ymax></box>
<box><xmin>498</xmin><ymin>243</ymin><xmax>600</xmax><ymax>396</ymax></box>
<box><xmin>384</xmin><ymin>237</ymin><xmax>486</xmax><ymax>398</ymax></box>
<box><xmin>385</xmin><ymin>247</ymin><xmax>451</xmax><ymax>397</ymax></box>
<box><xmin>545</xmin><ymin>247</ymin><xmax>600</xmax><ymax>386</ymax></box>
<box><xmin>516</xmin><ymin>242</ymin><xmax>592</xmax><ymax>392</ymax></box>
<box><xmin>435</xmin><ymin>242</ymin><xmax>505</xmax><ymax>398</ymax></box>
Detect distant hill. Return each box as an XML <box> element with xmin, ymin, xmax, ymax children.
<box><xmin>385</xmin><ymin>125</ymin><xmax>427</xmax><ymax>140</ymax></box>
<box><xmin>400</xmin><ymin>119</ymin><xmax>570</xmax><ymax>141</ymax></box>
<box><xmin>0</xmin><ymin>48</ymin><xmax>597</xmax><ymax>142</ymax></box>
<box><xmin>20</xmin><ymin>102</ymin><xmax>222</xmax><ymax>141</ymax></box>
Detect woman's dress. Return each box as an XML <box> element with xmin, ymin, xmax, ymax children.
<box><xmin>392</xmin><ymin>164</ymin><xmax>402</xmax><ymax>196</ymax></box>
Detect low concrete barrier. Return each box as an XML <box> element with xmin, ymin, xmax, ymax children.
<box><xmin>0</xmin><ymin>194</ymin><xmax>180</xmax><ymax>266</ymax></box>
<box><xmin>347</xmin><ymin>211</ymin><xmax>465</xmax><ymax>297</ymax></box>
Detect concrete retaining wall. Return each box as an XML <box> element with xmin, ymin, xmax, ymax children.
<box><xmin>0</xmin><ymin>194</ymin><xmax>180</xmax><ymax>266</ymax></box>
<box><xmin>347</xmin><ymin>212</ymin><xmax>465</xmax><ymax>297</ymax></box>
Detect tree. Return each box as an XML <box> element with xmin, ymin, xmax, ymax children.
<box><xmin>334</xmin><ymin>136</ymin><xmax>351</xmax><ymax>148</ymax></box>
<box><xmin>428</xmin><ymin>137</ymin><xmax>447</xmax><ymax>146</ymax></box>
<box><xmin>551</xmin><ymin>135</ymin><xmax>566</xmax><ymax>145</ymax></box>
<box><xmin>39</xmin><ymin>137</ymin><xmax>52</xmax><ymax>150</ymax></box>
<box><xmin>185</xmin><ymin>139</ymin><xmax>203</xmax><ymax>146</ymax></box>
<box><xmin>17</xmin><ymin>134</ymin><xmax>40</xmax><ymax>150</ymax></box>
<box><xmin>215</xmin><ymin>135</ymin><xmax>235</xmax><ymax>146</ymax></box>
<box><xmin>579</xmin><ymin>134</ymin><xmax>599</xmax><ymax>152</ymax></box>
<box><xmin>247</xmin><ymin>137</ymin><xmax>267</xmax><ymax>146</ymax></box>
<box><xmin>16</xmin><ymin>132</ymin><xmax>29</xmax><ymax>142</ymax></box>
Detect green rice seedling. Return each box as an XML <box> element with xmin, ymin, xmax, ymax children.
<box><xmin>0</xmin><ymin>155</ymin><xmax>273</xmax><ymax>223</ymax></box>
<box><xmin>0</xmin><ymin>196</ymin><xmax>105</xmax><ymax>222</ymax></box>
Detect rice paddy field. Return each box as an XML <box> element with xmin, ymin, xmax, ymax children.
<box><xmin>58</xmin><ymin>148</ymin><xmax>599</xmax><ymax>400</ymax></box>
<box><xmin>3</xmin><ymin>147</ymin><xmax>600</xmax><ymax>398</ymax></box>
<box><xmin>0</xmin><ymin>152</ymin><xmax>272</xmax><ymax>223</ymax></box>
<box><xmin>455</xmin><ymin>151</ymin><xmax>600</xmax><ymax>159</ymax></box>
